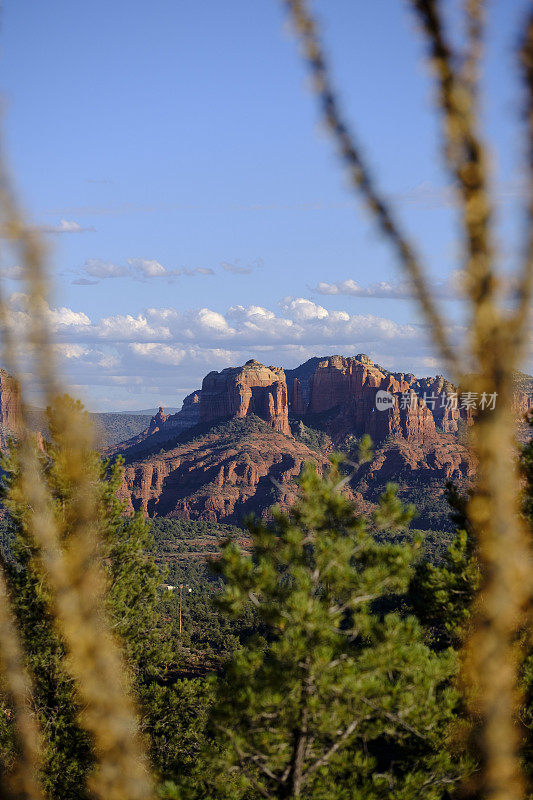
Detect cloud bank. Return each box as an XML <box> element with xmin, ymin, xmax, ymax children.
<box><xmin>3</xmin><ymin>293</ymin><xmax>468</xmax><ymax>409</ymax></box>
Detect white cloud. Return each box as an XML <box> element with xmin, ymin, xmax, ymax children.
<box><xmin>0</xmin><ymin>265</ymin><xmax>25</xmax><ymax>281</ymax></box>
<box><xmin>314</xmin><ymin>274</ymin><xmax>464</xmax><ymax>301</ymax></box>
<box><xmin>83</xmin><ymin>259</ymin><xmax>128</xmax><ymax>279</ymax></box>
<box><xmin>71</xmin><ymin>258</ymin><xmax>261</xmax><ymax>285</ymax></box>
<box><xmin>196</xmin><ymin>308</ymin><xmax>232</xmax><ymax>332</ymax></box>
<box><xmin>54</xmin><ymin>344</ymin><xmax>90</xmax><ymax>359</ymax></box>
<box><xmin>280</xmin><ymin>297</ymin><xmax>329</xmax><ymax>321</ymax></box>
<box><xmin>222</xmin><ymin>261</ymin><xmax>252</xmax><ymax>275</ymax></box>
<box><xmin>48</xmin><ymin>306</ymin><xmax>91</xmax><ymax>328</ymax></box>
<box><xmin>183</xmin><ymin>267</ymin><xmax>215</xmax><ymax>276</ymax></box>
<box><xmin>97</xmin><ymin>313</ymin><xmax>171</xmax><ymax>341</ymax></box>
<box><xmin>127</xmin><ymin>258</ymin><xmax>175</xmax><ymax>278</ymax></box>
<box><xmin>5</xmin><ymin>294</ymin><xmax>483</xmax><ymax>411</ymax></box>
<box><xmin>222</xmin><ymin>258</ymin><xmax>263</xmax><ymax>274</ymax></box>
<box><xmin>73</xmin><ymin>257</ymin><xmax>184</xmax><ymax>283</ymax></box>
<box><xmin>39</xmin><ymin>219</ymin><xmax>95</xmax><ymax>234</ymax></box>
<box><xmin>72</xmin><ymin>277</ymin><xmax>99</xmax><ymax>286</ymax></box>
<box><xmin>130</xmin><ymin>343</ymin><xmax>188</xmax><ymax>365</ymax></box>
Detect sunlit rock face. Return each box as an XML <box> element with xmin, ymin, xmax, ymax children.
<box><xmin>200</xmin><ymin>360</ymin><xmax>291</xmax><ymax>435</ymax></box>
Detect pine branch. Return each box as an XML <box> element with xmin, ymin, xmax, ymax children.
<box><xmin>302</xmin><ymin>717</ymin><xmax>360</xmax><ymax>780</ymax></box>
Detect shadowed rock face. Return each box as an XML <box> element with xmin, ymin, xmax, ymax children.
<box><xmin>199</xmin><ymin>360</ymin><xmax>290</xmax><ymax>435</ymax></box>
<box><xmin>291</xmin><ymin>378</ymin><xmax>306</xmax><ymax>416</ymax></box>
<box><xmin>115</xmin><ymin>419</ymin><xmax>329</xmax><ymax>522</ymax></box>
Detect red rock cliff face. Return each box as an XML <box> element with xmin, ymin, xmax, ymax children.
<box><xmin>308</xmin><ymin>355</ymin><xmax>384</xmax><ymax>414</ymax></box>
<box><xmin>115</xmin><ymin>423</ymin><xmax>328</xmax><ymax>521</ymax></box>
<box><xmin>512</xmin><ymin>391</ymin><xmax>533</xmax><ymax>417</ymax></box>
<box><xmin>148</xmin><ymin>406</ymin><xmax>167</xmax><ymax>434</ymax></box>
<box><xmin>414</xmin><ymin>376</ymin><xmax>462</xmax><ymax>432</ymax></box>
<box><xmin>291</xmin><ymin>378</ymin><xmax>306</xmax><ymax>416</ymax></box>
<box><xmin>200</xmin><ymin>360</ymin><xmax>291</xmax><ymax>435</ymax></box>
<box><xmin>0</xmin><ymin>370</ymin><xmax>21</xmax><ymax>433</ymax></box>
<box><xmin>307</xmin><ymin>356</ymin><xmax>437</xmax><ymax>443</ymax></box>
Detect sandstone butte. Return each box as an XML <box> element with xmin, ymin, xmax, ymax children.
<box><xmin>107</xmin><ymin>353</ymin><xmax>533</xmax><ymax>522</ymax></box>
<box><xmin>0</xmin><ymin>355</ymin><xmax>530</xmax><ymax>523</ymax></box>
<box><xmin>200</xmin><ymin>360</ymin><xmax>290</xmax><ymax>435</ymax></box>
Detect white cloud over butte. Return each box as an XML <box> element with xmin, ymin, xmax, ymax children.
<box><xmin>5</xmin><ymin>293</ymin><xmax>481</xmax><ymax>409</ymax></box>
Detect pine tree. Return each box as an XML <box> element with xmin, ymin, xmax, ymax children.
<box><xmin>408</xmin><ymin>482</ymin><xmax>480</xmax><ymax>651</ymax></box>
<box><xmin>0</xmin><ymin>396</ymin><xmax>172</xmax><ymax>798</ymax></box>
<box><xmin>209</xmin><ymin>461</ymin><xmax>467</xmax><ymax>800</ymax></box>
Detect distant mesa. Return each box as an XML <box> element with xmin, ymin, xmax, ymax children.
<box><xmin>112</xmin><ymin>352</ymin><xmax>533</xmax><ymax>456</ymax></box>
<box><xmin>0</xmin><ymin>353</ymin><xmax>530</xmax><ymax>525</ymax></box>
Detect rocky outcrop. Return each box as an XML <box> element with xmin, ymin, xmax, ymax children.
<box><xmin>107</xmin><ymin>391</ymin><xmax>202</xmax><ymax>452</ymax></box>
<box><xmin>168</xmin><ymin>391</ymin><xmax>201</xmax><ymax>428</ymax></box>
<box><xmin>200</xmin><ymin>360</ymin><xmax>290</xmax><ymax>435</ymax></box>
<box><xmin>291</xmin><ymin>378</ymin><xmax>306</xmax><ymax>416</ymax></box>
<box><xmin>356</xmin><ymin>435</ymin><xmax>475</xmax><ymax>488</ymax></box>
<box><xmin>148</xmin><ymin>406</ymin><xmax>167</xmax><ymax>434</ymax></box>
<box><xmin>413</xmin><ymin>376</ymin><xmax>462</xmax><ymax>432</ymax></box>
<box><xmin>105</xmin><ymin>353</ymin><xmax>531</xmax><ymax>524</ymax></box>
<box><xmin>305</xmin><ymin>356</ymin><xmax>437</xmax><ymax>443</ymax></box>
<box><xmin>308</xmin><ymin>355</ymin><xmax>384</xmax><ymax>415</ymax></box>
<box><xmin>512</xmin><ymin>391</ymin><xmax>533</xmax><ymax>418</ymax></box>
<box><xmin>291</xmin><ymin>355</ymin><xmax>486</xmax><ymax>443</ymax></box>
<box><xmin>115</xmin><ymin>420</ymin><xmax>328</xmax><ymax>521</ymax></box>
<box><xmin>155</xmin><ymin>392</ymin><xmax>201</xmax><ymax>435</ymax></box>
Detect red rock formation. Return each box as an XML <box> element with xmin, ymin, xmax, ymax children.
<box><xmin>354</xmin><ymin>435</ymin><xmax>475</xmax><ymax>490</ymax></box>
<box><xmin>291</xmin><ymin>378</ymin><xmax>306</xmax><ymax>416</ymax></box>
<box><xmin>512</xmin><ymin>391</ymin><xmax>533</xmax><ymax>418</ymax></box>
<box><xmin>200</xmin><ymin>360</ymin><xmax>291</xmax><ymax>435</ymax></box>
<box><xmin>148</xmin><ymin>406</ymin><xmax>167</xmax><ymax>433</ymax></box>
<box><xmin>364</xmin><ymin>386</ymin><xmax>437</xmax><ymax>443</ymax></box>
<box><xmin>115</xmin><ymin>422</ymin><xmax>327</xmax><ymax>521</ymax></box>
<box><xmin>308</xmin><ymin>355</ymin><xmax>384</xmax><ymax>414</ymax></box>
<box><xmin>106</xmin><ymin>354</ymin><xmax>531</xmax><ymax>524</ymax></box>
<box><xmin>413</xmin><ymin>376</ymin><xmax>462</xmax><ymax>432</ymax></box>
<box><xmin>307</xmin><ymin>356</ymin><xmax>437</xmax><ymax>443</ymax></box>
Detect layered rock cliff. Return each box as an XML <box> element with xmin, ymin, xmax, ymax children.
<box><xmin>288</xmin><ymin>354</ymin><xmax>486</xmax><ymax>442</ymax></box>
<box><xmin>200</xmin><ymin>360</ymin><xmax>290</xmax><ymax>435</ymax></box>
<box><xmin>303</xmin><ymin>355</ymin><xmax>438</xmax><ymax>443</ymax></box>
<box><xmin>115</xmin><ymin>417</ymin><xmax>329</xmax><ymax>522</ymax></box>
<box><xmin>107</xmin><ymin>353</ymin><xmax>532</xmax><ymax>524</ymax></box>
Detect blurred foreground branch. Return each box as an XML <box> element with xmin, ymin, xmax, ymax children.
<box><xmin>282</xmin><ymin>2</ymin><xmax>533</xmax><ymax>799</ymax></box>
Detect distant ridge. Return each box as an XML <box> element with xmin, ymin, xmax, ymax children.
<box><xmin>118</xmin><ymin>407</ymin><xmax>180</xmax><ymax>416</ymax></box>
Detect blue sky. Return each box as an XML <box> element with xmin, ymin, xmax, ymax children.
<box><xmin>1</xmin><ymin>0</ymin><xmax>531</xmax><ymax>410</ymax></box>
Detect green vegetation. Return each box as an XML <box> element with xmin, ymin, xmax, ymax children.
<box><xmin>290</xmin><ymin>418</ymin><xmax>332</xmax><ymax>453</ymax></box>
<box><xmin>0</xmin><ymin>427</ymin><xmax>174</xmax><ymax>797</ymax></box>
<box><xmin>3</xmin><ymin>421</ymin><xmax>533</xmax><ymax>799</ymax></box>
<box><xmin>25</xmin><ymin>406</ymin><xmax>153</xmax><ymax>448</ymax></box>
<box><xmin>90</xmin><ymin>412</ymin><xmax>153</xmax><ymax>447</ymax></box>
<box><xmin>203</xmin><ymin>463</ymin><xmax>468</xmax><ymax>800</ymax></box>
